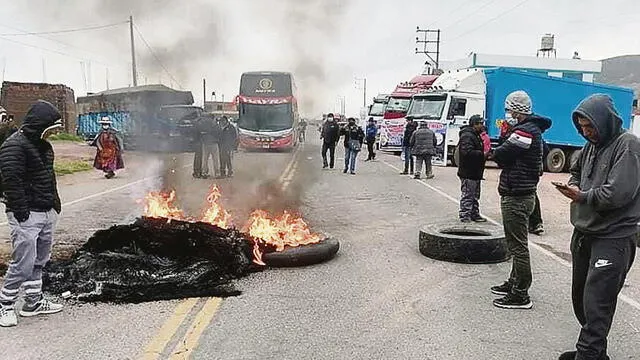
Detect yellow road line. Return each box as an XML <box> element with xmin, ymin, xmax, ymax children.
<box><xmin>168</xmin><ymin>297</ymin><xmax>223</xmax><ymax>359</ymax></box>
<box><xmin>138</xmin><ymin>298</ymin><xmax>200</xmax><ymax>360</ymax></box>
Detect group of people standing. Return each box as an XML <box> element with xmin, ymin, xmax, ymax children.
<box><xmin>319</xmin><ymin>114</ymin><xmax>380</xmax><ymax>174</ymax></box>
<box><xmin>456</xmin><ymin>90</ymin><xmax>639</xmax><ymax>360</ymax></box>
<box><xmin>192</xmin><ymin>115</ymin><xmax>238</xmax><ymax>179</ymax></box>
<box><xmin>399</xmin><ymin>118</ymin><xmax>439</xmax><ymax>179</ymax></box>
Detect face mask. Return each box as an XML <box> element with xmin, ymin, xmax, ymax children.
<box><xmin>40</xmin><ymin>123</ymin><xmax>63</xmax><ymax>140</ymax></box>
<box><xmin>505</xmin><ymin>112</ymin><xmax>518</xmax><ymax>126</ymax></box>
<box><xmin>102</xmin><ymin>125</ymin><xmax>110</xmax><ymax>130</ymax></box>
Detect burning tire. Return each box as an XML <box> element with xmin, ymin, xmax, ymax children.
<box><xmin>262</xmin><ymin>237</ymin><xmax>339</xmax><ymax>267</ymax></box>
<box><xmin>419</xmin><ymin>223</ymin><xmax>509</xmax><ymax>264</ymax></box>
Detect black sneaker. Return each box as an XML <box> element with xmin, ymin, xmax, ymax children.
<box><xmin>472</xmin><ymin>216</ymin><xmax>488</xmax><ymax>223</ymax></box>
<box><xmin>413</xmin><ymin>174</ymin><xmax>420</xmax><ymax>179</ymax></box>
<box><xmin>493</xmin><ymin>292</ymin><xmax>533</xmax><ymax>309</ymax></box>
<box><xmin>558</xmin><ymin>351</ymin><xmax>576</xmax><ymax>360</ymax></box>
<box><xmin>460</xmin><ymin>218</ymin><xmax>472</xmax><ymax>223</ymax></box>
<box><xmin>490</xmin><ymin>281</ymin><xmax>512</xmax><ymax>296</ymax></box>
<box><xmin>530</xmin><ymin>224</ymin><xmax>544</xmax><ymax>235</ymax></box>
<box><xmin>322</xmin><ymin>164</ymin><xmax>328</xmax><ymax>169</ymax></box>
<box><xmin>343</xmin><ymin>168</ymin><xmax>348</xmax><ymax>173</ymax></box>
<box><xmin>400</xmin><ymin>171</ymin><xmax>408</xmax><ymax>175</ymax></box>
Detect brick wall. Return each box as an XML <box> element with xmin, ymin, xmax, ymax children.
<box><xmin>0</xmin><ymin>81</ymin><xmax>76</xmax><ymax>133</ymax></box>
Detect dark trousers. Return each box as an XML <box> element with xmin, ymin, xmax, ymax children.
<box><xmin>529</xmin><ymin>193</ymin><xmax>543</xmax><ymax>230</ymax></box>
<box><xmin>193</xmin><ymin>145</ymin><xmax>203</xmax><ymax>176</ymax></box>
<box><xmin>366</xmin><ymin>141</ymin><xmax>375</xmax><ymax>160</ymax></box>
<box><xmin>219</xmin><ymin>149</ymin><xmax>233</xmax><ymax>176</ymax></box>
<box><xmin>322</xmin><ymin>142</ymin><xmax>336</xmax><ymax>168</ymax></box>
<box><xmin>501</xmin><ymin>194</ymin><xmax>536</xmax><ymax>294</ymax></box>
<box><xmin>403</xmin><ymin>146</ymin><xmax>413</xmax><ymax>173</ymax></box>
<box><xmin>459</xmin><ymin>178</ymin><xmax>481</xmax><ymax>220</ymax></box>
<box><xmin>570</xmin><ymin>231</ymin><xmax>636</xmax><ymax>360</ymax></box>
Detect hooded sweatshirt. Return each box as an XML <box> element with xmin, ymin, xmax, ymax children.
<box><xmin>0</xmin><ymin>100</ymin><xmax>62</xmax><ymax>214</ymax></box>
<box><xmin>569</xmin><ymin>94</ymin><xmax>640</xmax><ymax>238</ymax></box>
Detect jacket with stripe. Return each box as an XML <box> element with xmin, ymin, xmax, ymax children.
<box><xmin>493</xmin><ymin>114</ymin><xmax>551</xmax><ymax>196</ymax></box>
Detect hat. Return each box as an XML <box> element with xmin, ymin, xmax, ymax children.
<box><xmin>469</xmin><ymin>114</ymin><xmax>485</xmax><ymax>126</ymax></box>
<box><xmin>505</xmin><ymin>90</ymin><xmax>532</xmax><ymax>115</ymax></box>
<box><xmin>98</xmin><ymin>116</ymin><xmax>112</xmax><ymax>124</ymax></box>
<box><xmin>326</xmin><ymin>113</ymin><xmax>334</xmax><ymax>117</ymax></box>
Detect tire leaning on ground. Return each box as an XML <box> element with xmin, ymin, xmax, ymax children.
<box><xmin>263</xmin><ymin>238</ymin><xmax>340</xmax><ymax>267</ymax></box>
<box><xmin>419</xmin><ymin>223</ymin><xmax>510</xmax><ymax>264</ymax></box>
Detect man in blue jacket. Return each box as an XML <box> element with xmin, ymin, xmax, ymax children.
<box><xmin>556</xmin><ymin>94</ymin><xmax>639</xmax><ymax>360</ymax></box>
<box><xmin>364</xmin><ymin>117</ymin><xmax>377</xmax><ymax>161</ymax></box>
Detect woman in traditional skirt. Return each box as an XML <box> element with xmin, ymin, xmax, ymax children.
<box><xmin>91</xmin><ymin>116</ymin><xmax>124</xmax><ymax>179</ymax></box>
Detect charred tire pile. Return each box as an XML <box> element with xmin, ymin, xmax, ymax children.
<box><xmin>263</xmin><ymin>238</ymin><xmax>340</xmax><ymax>267</ymax></box>
<box><xmin>43</xmin><ymin>217</ymin><xmax>261</xmax><ymax>303</ymax></box>
<box><xmin>419</xmin><ymin>224</ymin><xmax>509</xmax><ymax>264</ymax></box>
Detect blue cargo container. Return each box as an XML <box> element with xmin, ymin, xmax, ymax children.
<box><xmin>484</xmin><ymin>68</ymin><xmax>634</xmax><ymax>148</ymax></box>
<box><xmin>77</xmin><ymin>112</ymin><xmax>132</xmax><ymax>140</ymax></box>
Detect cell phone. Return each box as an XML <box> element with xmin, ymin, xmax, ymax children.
<box><xmin>551</xmin><ymin>181</ymin><xmax>568</xmax><ymax>188</ymax></box>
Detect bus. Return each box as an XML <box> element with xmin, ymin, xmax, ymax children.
<box><xmin>236</xmin><ymin>71</ymin><xmax>300</xmax><ymax>151</ymax></box>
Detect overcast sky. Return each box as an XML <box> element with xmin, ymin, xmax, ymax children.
<box><xmin>0</xmin><ymin>0</ymin><xmax>638</xmax><ymax>117</ymax></box>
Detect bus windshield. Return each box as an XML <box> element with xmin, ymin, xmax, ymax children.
<box><xmin>238</xmin><ymin>103</ymin><xmax>293</xmax><ymax>132</ymax></box>
<box><xmin>369</xmin><ymin>102</ymin><xmax>386</xmax><ymax>116</ymax></box>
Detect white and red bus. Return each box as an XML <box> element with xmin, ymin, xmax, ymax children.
<box><xmin>236</xmin><ymin>71</ymin><xmax>300</xmax><ymax>151</ymax></box>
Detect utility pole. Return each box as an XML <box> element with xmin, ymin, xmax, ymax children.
<box><xmin>106</xmin><ymin>68</ymin><xmax>110</xmax><ymax>90</ymax></box>
<box><xmin>202</xmin><ymin>78</ymin><xmax>206</xmax><ymax>109</ymax></box>
<box><xmin>129</xmin><ymin>15</ymin><xmax>138</xmax><ymax>87</ymax></box>
<box><xmin>415</xmin><ymin>27</ymin><xmax>441</xmax><ymax>74</ymax></box>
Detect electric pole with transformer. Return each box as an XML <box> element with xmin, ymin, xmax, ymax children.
<box><xmin>415</xmin><ymin>27</ymin><xmax>441</xmax><ymax>75</ymax></box>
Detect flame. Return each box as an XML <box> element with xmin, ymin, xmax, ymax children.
<box><xmin>141</xmin><ymin>190</ymin><xmax>185</xmax><ymax>220</ymax></box>
<box><xmin>200</xmin><ymin>185</ymin><xmax>233</xmax><ymax>229</ymax></box>
<box><xmin>244</xmin><ymin>210</ymin><xmax>323</xmax><ymax>264</ymax></box>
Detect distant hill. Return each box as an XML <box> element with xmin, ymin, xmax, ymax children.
<box><xmin>596</xmin><ymin>55</ymin><xmax>640</xmax><ymax>97</ymax></box>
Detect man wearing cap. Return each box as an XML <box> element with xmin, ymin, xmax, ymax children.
<box><xmin>0</xmin><ymin>100</ymin><xmax>64</xmax><ymax>327</ymax></box>
<box><xmin>489</xmin><ymin>90</ymin><xmax>551</xmax><ymax>309</ymax></box>
<box><xmin>91</xmin><ymin>116</ymin><xmax>124</xmax><ymax>179</ymax></box>
<box><xmin>457</xmin><ymin>115</ymin><xmax>488</xmax><ymax>222</ymax></box>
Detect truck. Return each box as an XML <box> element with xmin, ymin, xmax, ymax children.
<box><xmin>76</xmin><ymin>84</ymin><xmax>196</xmax><ymax>152</ymax></box>
<box><xmin>404</xmin><ymin>67</ymin><xmax>635</xmax><ymax>172</ymax></box>
<box><xmin>379</xmin><ymin>75</ymin><xmax>439</xmax><ymax>153</ymax></box>
<box><xmin>367</xmin><ymin>94</ymin><xmax>389</xmax><ymax>123</ymax></box>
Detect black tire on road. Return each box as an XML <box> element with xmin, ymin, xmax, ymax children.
<box><xmin>263</xmin><ymin>238</ymin><xmax>340</xmax><ymax>267</ymax></box>
<box><xmin>419</xmin><ymin>223</ymin><xmax>509</xmax><ymax>264</ymax></box>
<box><xmin>545</xmin><ymin>148</ymin><xmax>566</xmax><ymax>173</ymax></box>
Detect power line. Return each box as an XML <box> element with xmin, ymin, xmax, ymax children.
<box><xmin>447</xmin><ymin>0</ymin><xmax>531</xmax><ymax>42</ymax></box>
<box><xmin>0</xmin><ymin>21</ymin><xmax>127</xmax><ymax>36</ymax></box>
<box><xmin>132</xmin><ymin>23</ymin><xmax>183</xmax><ymax>89</ymax></box>
<box><xmin>439</xmin><ymin>0</ymin><xmax>504</xmax><ymax>32</ymax></box>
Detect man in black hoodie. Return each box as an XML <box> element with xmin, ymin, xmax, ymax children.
<box><xmin>0</xmin><ymin>100</ymin><xmax>64</xmax><ymax>327</ymax></box>
<box><xmin>490</xmin><ymin>90</ymin><xmax>552</xmax><ymax>310</ymax></box>
<box><xmin>555</xmin><ymin>94</ymin><xmax>639</xmax><ymax>360</ymax></box>
<box><xmin>457</xmin><ymin>115</ymin><xmax>487</xmax><ymax>222</ymax></box>
<box><xmin>321</xmin><ymin>113</ymin><xmax>340</xmax><ymax>169</ymax></box>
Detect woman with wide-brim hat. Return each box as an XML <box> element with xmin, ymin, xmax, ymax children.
<box><xmin>90</xmin><ymin>116</ymin><xmax>124</xmax><ymax>179</ymax></box>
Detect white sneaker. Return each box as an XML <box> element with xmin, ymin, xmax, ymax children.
<box><xmin>0</xmin><ymin>304</ymin><xmax>18</xmax><ymax>327</ymax></box>
<box><xmin>19</xmin><ymin>298</ymin><xmax>63</xmax><ymax>317</ymax></box>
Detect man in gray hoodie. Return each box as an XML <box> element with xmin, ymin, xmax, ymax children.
<box><xmin>555</xmin><ymin>94</ymin><xmax>639</xmax><ymax>360</ymax></box>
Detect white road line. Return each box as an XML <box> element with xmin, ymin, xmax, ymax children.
<box><xmin>279</xmin><ymin>145</ymin><xmax>302</xmax><ymax>191</ymax></box>
<box><xmin>382</xmin><ymin>160</ymin><xmax>640</xmax><ymax>312</ymax></box>
<box><xmin>0</xmin><ymin>164</ymin><xmax>191</xmax><ymax>227</ymax></box>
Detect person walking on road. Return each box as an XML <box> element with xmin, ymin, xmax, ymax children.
<box><xmin>364</xmin><ymin>117</ymin><xmax>378</xmax><ymax>161</ymax></box>
<box><xmin>555</xmin><ymin>94</ymin><xmax>639</xmax><ymax>360</ymax></box>
<box><xmin>341</xmin><ymin>117</ymin><xmax>364</xmax><ymax>175</ymax></box>
<box><xmin>218</xmin><ymin>116</ymin><xmax>237</xmax><ymax>178</ymax></box>
<box><xmin>409</xmin><ymin>121</ymin><xmax>436</xmax><ymax>180</ymax></box>
<box><xmin>321</xmin><ymin>113</ymin><xmax>340</xmax><ymax>169</ymax></box>
<box><xmin>400</xmin><ymin>118</ymin><xmax>418</xmax><ymax>175</ymax></box>
<box><xmin>298</xmin><ymin>119</ymin><xmax>307</xmax><ymax>143</ymax></box>
<box><xmin>200</xmin><ymin>115</ymin><xmax>221</xmax><ymax>179</ymax></box>
<box><xmin>0</xmin><ymin>100</ymin><xmax>64</xmax><ymax>327</ymax></box>
<box><xmin>91</xmin><ymin>116</ymin><xmax>124</xmax><ymax>179</ymax></box>
<box><xmin>489</xmin><ymin>90</ymin><xmax>551</xmax><ymax>310</ymax></box>
<box><xmin>457</xmin><ymin>115</ymin><xmax>488</xmax><ymax>222</ymax></box>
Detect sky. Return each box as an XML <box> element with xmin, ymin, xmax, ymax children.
<box><xmin>0</xmin><ymin>0</ymin><xmax>638</xmax><ymax>118</ymax></box>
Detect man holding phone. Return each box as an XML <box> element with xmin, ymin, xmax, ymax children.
<box><xmin>556</xmin><ymin>94</ymin><xmax>639</xmax><ymax>360</ymax></box>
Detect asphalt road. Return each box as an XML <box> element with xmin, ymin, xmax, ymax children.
<box><xmin>0</xmin><ymin>133</ymin><xmax>638</xmax><ymax>360</ymax></box>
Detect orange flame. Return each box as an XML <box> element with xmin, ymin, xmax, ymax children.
<box><xmin>244</xmin><ymin>210</ymin><xmax>323</xmax><ymax>264</ymax></box>
<box><xmin>141</xmin><ymin>190</ymin><xmax>185</xmax><ymax>220</ymax></box>
<box><xmin>199</xmin><ymin>185</ymin><xmax>233</xmax><ymax>229</ymax></box>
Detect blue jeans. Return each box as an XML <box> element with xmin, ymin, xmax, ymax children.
<box><xmin>403</xmin><ymin>146</ymin><xmax>414</xmax><ymax>173</ymax></box>
<box><xmin>344</xmin><ymin>147</ymin><xmax>358</xmax><ymax>173</ymax></box>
